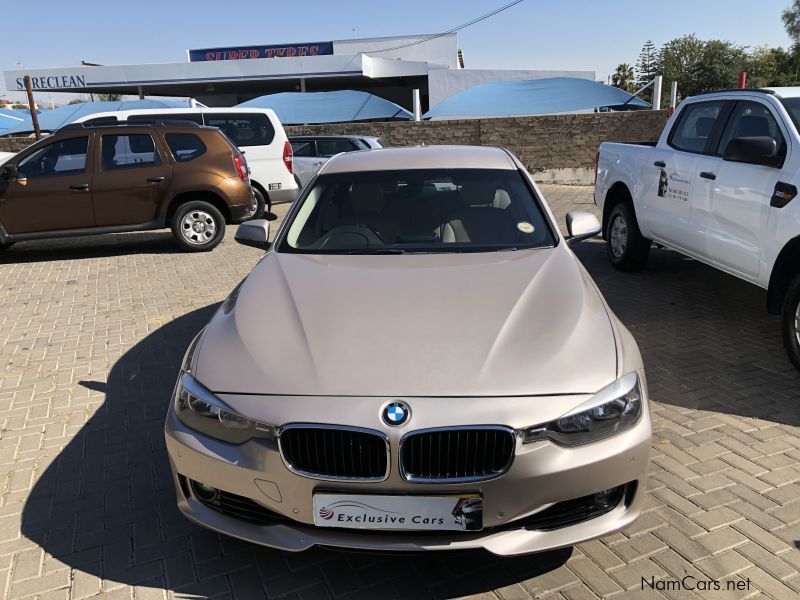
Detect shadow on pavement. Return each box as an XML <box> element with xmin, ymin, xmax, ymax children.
<box><xmin>0</xmin><ymin>231</ymin><xmax>183</xmax><ymax>264</ymax></box>
<box><xmin>574</xmin><ymin>239</ymin><xmax>800</xmax><ymax>427</ymax></box>
<box><xmin>21</xmin><ymin>305</ymin><xmax>571</xmax><ymax>599</ymax></box>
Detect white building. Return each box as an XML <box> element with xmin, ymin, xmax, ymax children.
<box><xmin>3</xmin><ymin>34</ymin><xmax>594</xmax><ymax>112</ymax></box>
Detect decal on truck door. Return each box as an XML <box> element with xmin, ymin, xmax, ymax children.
<box><xmin>657</xmin><ymin>169</ymin><xmax>691</xmax><ymax>203</ymax></box>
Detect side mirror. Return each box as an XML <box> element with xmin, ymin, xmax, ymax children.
<box><xmin>565</xmin><ymin>211</ymin><xmax>601</xmax><ymax>246</ymax></box>
<box><xmin>235</xmin><ymin>219</ymin><xmax>271</xmax><ymax>250</ymax></box>
<box><xmin>1</xmin><ymin>165</ymin><xmax>18</xmax><ymax>180</ymax></box>
<box><xmin>723</xmin><ymin>137</ymin><xmax>780</xmax><ymax>167</ymax></box>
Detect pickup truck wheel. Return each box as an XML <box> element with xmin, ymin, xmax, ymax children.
<box><xmin>171</xmin><ymin>201</ymin><xmax>225</xmax><ymax>252</ymax></box>
<box><xmin>607</xmin><ymin>203</ymin><xmax>650</xmax><ymax>271</ymax></box>
<box><xmin>781</xmin><ymin>275</ymin><xmax>800</xmax><ymax>371</ymax></box>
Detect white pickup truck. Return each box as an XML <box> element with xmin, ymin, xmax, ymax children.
<box><xmin>595</xmin><ymin>88</ymin><xmax>800</xmax><ymax>370</ymax></box>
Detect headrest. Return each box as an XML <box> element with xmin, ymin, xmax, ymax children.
<box><xmin>459</xmin><ymin>180</ymin><xmax>496</xmax><ymax>207</ymax></box>
<box><xmin>737</xmin><ymin>115</ymin><xmax>770</xmax><ymax>138</ymax></box>
<box><xmin>349</xmin><ymin>182</ymin><xmax>384</xmax><ymax>213</ymax></box>
<box><xmin>695</xmin><ymin>117</ymin><xmax>714</xmax><ymax>138</ymax></box>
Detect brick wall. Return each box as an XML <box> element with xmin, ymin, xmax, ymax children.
<box><xmin>1</xmin><ymin>111</ymin><xmax>668</xmax><ymax>184</ymax></box>
<box><xmin>0</xmin><ymin>138</ymin><xmax>34</xmax><ymax>154</ymax></box>
<box><xmin>287</xmin><ymin>110</ymin><xmax>668</xmax><ymax>184</ymax></box>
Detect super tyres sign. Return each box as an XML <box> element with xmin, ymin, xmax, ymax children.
<box><xmin>188</xmin><ymin>42</ymin><xmax>333</xmax><ymax>62</ymax></box>
<box><xmin>16</xmin><ymin>74</ymin><xmax>87</xmax><ymax>90</ymax></box>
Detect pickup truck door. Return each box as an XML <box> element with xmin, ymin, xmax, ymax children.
<box><xmin>91</xmin><ymin>132</ymin><xmax>172</xmax><ymax>226</ymax></box>
<box><xmin>640</xmin><ymin>100</ymin><xmax>728</xmax><ymax>251</ymax></box>
<box><xmin>689</xmin><ymin>100</ymin><xmax>786</xmax><ymax>281</ymax></box>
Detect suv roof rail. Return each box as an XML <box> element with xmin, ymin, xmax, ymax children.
<box><xmin>693</xmin><ymin>88</ymin><xmax>777</xmax><ymax>97</ymax></box>
<box><xmin>59</xmin><ymin>119</ymin><xmax>202</xmax><ymax>131</ymax></box>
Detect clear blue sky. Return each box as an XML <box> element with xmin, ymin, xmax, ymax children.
<box><xmin>1</xmin><ymin>0</ymin><xmax>794</xmax><ymax>103</ymax></box>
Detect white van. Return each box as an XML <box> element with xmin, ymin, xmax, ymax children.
<box><xmin>74</xmin><ymin>108</ymin><xmax>298</xmax><ymax>214</ymax></box>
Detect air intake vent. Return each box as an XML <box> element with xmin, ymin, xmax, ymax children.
<box><xmin>400</xmin><ymin>427</ymin><xmax>515</xmax><ymax>482</ymax></box>
<box><xmin>279</xmin><ymin>425</ymin><xmax>388</xmax><ymax>481</ymax></box>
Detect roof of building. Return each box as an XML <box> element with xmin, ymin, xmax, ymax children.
<box><xmin>423</xmin><ymin>77</ymin><xmax>650</xmax><ymax>120</ymax></box>
<box><xmin>237</xmin><ymin>90</ymin><xmax>413</xmax><ymax>124</ymax></box>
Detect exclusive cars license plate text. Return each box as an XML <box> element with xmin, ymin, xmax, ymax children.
<box><xmin>313</xmin><ymin>493</ymin><xmax>483</xmax><ymax>531</ymax></box>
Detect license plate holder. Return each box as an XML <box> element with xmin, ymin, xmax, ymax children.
<box><xmin>312</xmin><ymin>493</ymin><xmax>483</xmax><ymax>531</ymax></box>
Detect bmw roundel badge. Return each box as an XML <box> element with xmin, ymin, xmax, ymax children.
<box><xmin>382</xmin><ymin>402</ymin><xmax>410</xmax><ymax>426</ymax></box>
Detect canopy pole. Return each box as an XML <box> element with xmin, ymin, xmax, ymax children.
<box><xmin>300</xmin><ymin>78</ymin><xmax>306</xmax><ymax>93</ymax></box>
<box><xmin>412</xmin><ymin>89</ymin><xmax>421</xmax><ymax>121</ymax></box>
<box><xmin>23</xmin><ymin>76</ymin><xmax>41</xmax><ymax>141</ymax></box>
<box><xmin>652</xmin><ymin>76</ymin><xmax>663</xmax><ymax>111</ymax></box>
<box><xmin>138</xmin><ymin>86</ymin><xmax>144</xmax><ymax>100</ymax></box>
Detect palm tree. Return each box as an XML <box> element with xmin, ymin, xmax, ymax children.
<box><xmin>611</xmin><ymin>63</ymin><xmax>636</xmax><ymax>93</ymax></box>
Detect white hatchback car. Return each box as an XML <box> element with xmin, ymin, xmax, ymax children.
<box><xmin>75</xmin><ymin>108</ymin><xmax>299</xmax><ymax>217</ymax></box>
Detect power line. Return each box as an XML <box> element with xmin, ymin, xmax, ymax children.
<box><xmin>361</xmin><ymin>0</ymin><xmax>527</xmax><ymax>54</ymax></box>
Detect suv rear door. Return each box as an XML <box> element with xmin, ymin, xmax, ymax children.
<box><xmin>91</xmin><ymin>130</ymin><xmax>173</xmax><ymax>226</ymax></box>
<box><xmin>290</xmin><ymin>139</ymin><xmax>319</xmax><ymax>186</ymax></box>
<box><xmin>0</xmin><ymin>134</ymin><xmax>95</xmax><ymax>233</ymax></box>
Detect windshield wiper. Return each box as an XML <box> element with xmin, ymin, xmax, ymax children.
<box><xmin>344</xmin><ymin>248</ymin><xmax>406</xmax><ymax>254</ymax></box>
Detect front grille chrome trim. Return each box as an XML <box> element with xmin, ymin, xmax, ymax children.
<box><xmin>278</xmin><ymin>423</ymin><xmax>390</xmax><ymax>482</ymax></box>
<box><xmin>399</xmin><ymin>425</ymin><xmax>517</xmax><ymax>483</ymax></box>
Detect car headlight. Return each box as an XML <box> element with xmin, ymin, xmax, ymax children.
<box><xmin>174</xmin><ymin>372</ymin><xmax>275</xmax><ymax>444</ymax></box>
<box><xmin>523</xmin><ymin>372</ymin><xmax>643</xmax><ymax>447</ymax></box>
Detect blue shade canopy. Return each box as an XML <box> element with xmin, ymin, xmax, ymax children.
<box><xmin>2</xmin><ymin>99</ymin><xmax>197</xmax><ymax>135</ymax></box>
<box><xmin>424</xmin><ymin>77</ymin><xmax>650</xmax><ymax>120</ymax></box>
<box><xmin>237</xmin><ymin>91</ymin><xmax>413</xmax><ymax>124</ymax></box>
<box><xmin>0</xmin><ymin>109</ymin><xmax>26</xmax><ymax>134</ymax></box>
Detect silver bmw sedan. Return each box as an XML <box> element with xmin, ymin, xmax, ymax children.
<box><xmin>164</xmin><ymin>145</ymin><xmax>651</xmax><ymax>556</ymax></box>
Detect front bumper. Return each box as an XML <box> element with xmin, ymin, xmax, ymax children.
<box><xmin>164</xmin><ymin>386</ymin><xmax>651</xmax><ymax>556</ymax></box>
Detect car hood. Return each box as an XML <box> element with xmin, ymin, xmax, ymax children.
<box><xmin>194</xmin><ymin>245</ymin><xmax>618</xmax><ymax>397</ymax></box>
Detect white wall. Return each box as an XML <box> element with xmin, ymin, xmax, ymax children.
<box><xmin>428</xmin><ymin>68</ymin><xmax>596</xmax><ymax>108</ymax></box>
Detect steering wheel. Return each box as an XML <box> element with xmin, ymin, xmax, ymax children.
<box><xmin>312</xmin><ymin>225</ymin><xmax>385</xmax><ymax>250</ymax></box>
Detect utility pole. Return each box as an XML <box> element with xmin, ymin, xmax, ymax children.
<box><xmin>23</xmin><ymin>76</ymin><xmax>41</xmax><ymax>140</ymax></box>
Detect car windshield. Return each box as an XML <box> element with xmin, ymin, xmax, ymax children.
<box><xmin>279</xmin><ymin>168</ymin><xmax>556</xmax><ymax>254</ymax></box>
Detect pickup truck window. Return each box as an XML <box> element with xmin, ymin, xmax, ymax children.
<box><xmin>779</xmin><ymin>98</ymin><xmax>800</xmax><ymax>131</ymax></box>
<box><xmin>716</xmin><ymin>101</ymin><xmax>785</xmax><ymax>159</ymax></box>
<box><xmin>669</xmin><ymin>100</ymin><xmax>726</xmax><ymax>154</ymax></box>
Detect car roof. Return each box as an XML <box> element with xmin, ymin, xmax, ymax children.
<box><xmin>321</xmin><ymin>145</ymin><xmax>517</xmax><ymax>174</ymax></box>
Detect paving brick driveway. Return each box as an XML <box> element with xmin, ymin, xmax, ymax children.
<box><xmin>0</xmin><ymin>185</ymin><xmax>798</xmax><ymax>600</ymax></box>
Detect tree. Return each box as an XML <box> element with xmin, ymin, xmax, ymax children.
<box><xmin>659</xmin><ymin>35</ymin><xmax>706</xmax><ymax>104</ymax></box>
<box><xmin>695</xmin><ymin>40</ymin><xmax>748</xmax><ymax>92</ymax></box>
<box><xmin>635</xmin><ymin>40</ymin><xmax>660</xmax><ymax>101</ymax></box>
<box><xmin>784</xmin><ymin>1</ymin><xmax>800</xmax><ymax>45</ymax></box>
<box><xmin>611</xmin><ymin>63</ymin><xmax>636</xmax><ymax>92</ymax></box>
<box><xmin>747</xmin><ymin>46</ymin><xmax>798</xmax><ymax>87</ymax></box>
<box><xmin>97</xmin><ymin>93</ymin><xmax>122</xmax><ymax>102</ymax></box>
<box><xmin>68</xmin><ymin>98</ymin><xmax>85</xmax><ymax>105</ymax></box>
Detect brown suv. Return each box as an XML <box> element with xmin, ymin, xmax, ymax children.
<box><xmin>0</xmin><ymin>121</ymin><xmax>255</xmax><ymax>252</ymax></box>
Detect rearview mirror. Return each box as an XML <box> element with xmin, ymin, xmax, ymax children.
<box><xmin>235</xmin><ymin>219</ymin><xmax>271</xmax><ymax>250</ymax></box>
<box><xmin>723</xmin><ymin>137</ymin><xmax>780</xmax><ymax>167</ymax></box>
<box><xmin>565</xmin><ymin>211</ymin><xmax>601</xmax><ymax>246</ymax></box>
<box><xmin>1</xmin><ymin>165</ymin><xmax>18</xmax><ymax>180</ymax></box>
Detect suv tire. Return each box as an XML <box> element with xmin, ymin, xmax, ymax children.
<box><xmin>607</xmin><ymin>202</ymin><xmax>650</xmax><ymax>271</ymax></box>
<box><xmin>236</xmin><ymin>189</ymin><xmax>266</xmax><ymax>224</ymax></box>
<box><xmin>171</xmin><ymin>201</ymin><xmax>225</xmax><ymax>252</ymax></box>
<box><xmin>781</xmin><ymin>275</ymin><xmax>800</xmax><ymax>371</ymax></box>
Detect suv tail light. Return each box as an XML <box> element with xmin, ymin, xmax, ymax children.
<box><xmin>233</xmin><ymin>154</ymin><xmax>248</xmax><ymax>181</ymax></box>
<box><xmin>282</xmin><ymin>141</ymin><xmax>293</xmax><ymax>174</ymax></box>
